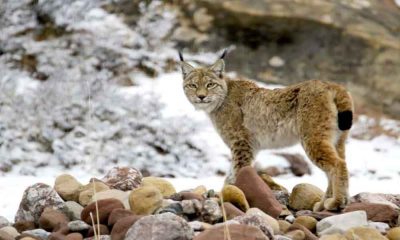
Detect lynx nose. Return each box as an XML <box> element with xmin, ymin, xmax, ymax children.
<box><xmin>198</xmin><ymin>95</ymin><xmax>206</xmax><ymax>101</ymax></box>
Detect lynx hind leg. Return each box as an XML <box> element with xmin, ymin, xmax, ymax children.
<box><xmin>305</xmin><ymin>138</ymin><xmax>349</xmax><ymax>211</ymax></box>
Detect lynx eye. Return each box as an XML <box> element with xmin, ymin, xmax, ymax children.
<box><xmin>206</xmin><ymin>82</ymin><xmax>216</xmax><ymax>89</ymax></box>
<box><xmin>187</xmin><ymin>83</ymin><xmax>197</xmax><ymax>89</ymax></box>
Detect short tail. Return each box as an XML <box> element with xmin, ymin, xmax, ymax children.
<box><xmin>334</xmin><ymin>88</ymin><xmax>353</xmax><ymax>131</ymax></box>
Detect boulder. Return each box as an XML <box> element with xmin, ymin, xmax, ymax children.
<box><xmin>54</xmin><ymin>174</ymin><xmax>83</xmax><ymax>202</ymax></box>
<box><xmin>221</xmin><ymin>185</ymin><xmax>250</xmax><ymax>212</ymax></box>
<box><xmin>316</xmin><ymin>211</ymin><xmax>368</xmax><ymax>236</ymax></box>
<box><xmin>344</xmin><ymin>202</ymin><xmax>398</xmax><ymax>223</ymax></box>
<box><xmin>102</xmin><ymin>167</ymin><xmax>142</xmax><ymax>191</ymax></box>
<box><xmin>289</xmin><ymin>184</ymin><xmax>323</xmax><ymax>211</ymax></box>
<box><xmin>128</xmin><ymin>186</ymin><xmax>163</xmax><ymax>215</ymax></box>
<box><xmin>125</xmin><ymin>213</ymin><xmax>193</xmax><ymax>240</ymax></box>
<box><xmin>193</xmin><ymin>224</ymin><xmax>269</xmax><ymax>240</ymax></box>
<box><xmin>234</xmin><ymin>166</ymin><xmax>282</xmax><ymax>218</ymax></box>
<box><xmin>110</xmin><ymin>215</ymin><xmax>143</xmax><ymax>240</ymax></box>
<box><xmin>81</xmin><ymin>199</ymin><xmax>124</xmax><ymax>225</ymax></box>
<box><xmin>15</xmin><ymin>183</ymin><xmax>66</xmax><ymax>224</ymax></box>
<box><xmin>141</xmin><ymin>177</ymin><xmax>176</xmax><ymax>197</ymax></box>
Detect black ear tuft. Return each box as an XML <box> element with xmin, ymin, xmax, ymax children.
<box><xmin>220</xmin><ymin>48</ymin><xmax>228</xmax><ymax>59</ymax></box>
<box><xmin>178</xmin><ymin>51</ymin><xmax>184</xmax><ymax>62</ymax></box>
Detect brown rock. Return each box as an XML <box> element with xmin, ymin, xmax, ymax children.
<box><xmin>387</xmin><ymin>227</ymin><xmax>400</xmax><ymax>240</ymax></box>
<box><xmin>234</xmin><ymin>166</ymin><xmax>282</xmax><ymax>218</ymax></box>
<box><xmin>13</xmin><ymin>221</ymin><xmax>36</xmax><ymax>232</ymax></box>
<box><xmin>48</xmin><ymin>232</ymin><xmax>67</xmax><ymax>240</ymax></box>
<box><xmin>107</xmin><ymin>209</ymin><xmax>134</xmax><ymax>227</ymax></box>
<box><xmin>102</xmin><ymin>167</ymin><xmax>142</xmax><ymax>191</ymax></box>
<box><xmin>39</xmin><ymin>208</ymin><xmax>69</xmax><ymax>232</ymax></box>
<box><xmin>288</xmin><ymin>223</ymin><xmax>318</xmax><ymax>240</ymax></box>
<box><xmin>222</xmin><ymin>202</ymin><xmax>245</xmax><ymax>220</ymax></box>
<box><xmin>171</xmin><ymin>192</ymin><xmax>205</xmax><ymax>201</ymax></box>
<box><xmin>344</xmin><ymin>202</ymin><xmax>398</xmax><ymax>223</ymax></box>
<box><xmin>193</xmin><ymin>224</ymin><xmax>269</xmax><ymax>240</ymax></box>
<box><xmin>294</xmin><ymin>216</ymin><xmax>318</xmax><ymax>233</ymax></box>
<box><xmin>87</xmin><ymin>224</ymin><xmax>109</xmax><ymax>237</ymax></box>
<box><xmin>81</xmin><ymin>199</ymin><xmax>124</xmax><ymax>225</ymax></box>
<box><xmin>295</xmin><ymin>210</ymin><xmax>337</xmax><ymax>220</ymax></box>
<box><xmin>65</xmin><ymin>233</ymin><xmax>83</xmax><ymax>240</ymax></box>
<box><xmin>289</xmin><ymin>184</ymin><xmax>323</xmax><ymax>211</ymax></box>
<box><xmin>285</xmin><ymin>230</ymin><xmax>305</xmax><ymax>240</ymax></box>
<box><xmin>110</xmin><ymin>215</ymin><xmax>144</xmax><ymax>240</ymax></box>
<box><xmin>78</xmin><ymin>181</ymin><xmax>109</xmax><ymax>207</ymax></box>
<box><xmin>350</xmin><ymin>193</ymin><xmax>400</xmax><ymax>209</ymax></box>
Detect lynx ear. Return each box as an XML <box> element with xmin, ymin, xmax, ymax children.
<box><xmin>209</xmin><ymin>59</ymin><xmax>225</xmax><ymax>78</ymax></box>
<box><xmin>178</xmin><ymin>51</ymin><xmax>195</xmax><ymax>79</ymax></box>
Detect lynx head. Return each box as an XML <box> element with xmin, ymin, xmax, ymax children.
<box><xmin>179</xmin><ymin>50</ymin><xmax>228</xmax><ymax>113</ymax></box>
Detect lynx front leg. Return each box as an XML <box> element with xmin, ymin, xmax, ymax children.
<box><xmin>225</xmin><ymin>139</ymin><xmax>254</xmax><ymax>184</ymax></box>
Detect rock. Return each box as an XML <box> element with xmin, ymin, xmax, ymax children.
<box><xmin>78</xmin><ymin>181</ymin><xmax>110</xmax><ymax>206</ymax></box>
<box><xmin>275</xmin><ymin>236</ymin><xmax>292</xmax><ymax>240</ymax></box>
<box><xmin>66</xmin><ymin>233</ymin><xmax>83</xmax><ymax>240</ymax></box>
<box><xmin>181</xmin><ymin>199</ymin><xmax>202</xmax><ymax>216</ymax></box>
<box><xmin>279</xmin><ymin>220</ymin><xmax>292</xmax><ymax>234</ymax></box>
<box><xmin>141</xmin><ymin>177</ymin><xmax>176</xmax><ymax>197</ymax></box>
<box><xmin>285</xmin><ymin>215</ymin><xmax>296</xmax><ymax>223</ymax></box>
<box><xmin>38</xmin><ymin>208</ymin><xmax>69</xmax><ymax>232</ymax></box>
<box><xmin>107</xmin><ymin>209</ymin><xmax>134</xmax><ymax>227</ymax></box>
<box><xmin>128</xmin><ymin>186</ymin><xmax>163</xmax><ymax>215</ymax></box>
<box><xmin>350</xmin><ymin>193</ymin><xmax>400</xmax><ymax>209</ymax></box>
<box><xmin>110</xmin><ymin>215</ymin><xmax>143</xmax><ymax>240</ymax></box>
<box><xmin>90</xmin><ymin>189</ymin><xmax>130</xmax><ymax>209</ymax></box>
<box><xmin>222</xmin><ymin>202</ymin><xmax>244</xmax><ymax>220</ymax></box>
<box><xmin>221</xmin><ymin>185</ymin><xmax>249</xmax><ymax>212</ymax></box>
<box><xmin>285</xmin><ymin>230</ymin><xmax>305</xmax><ymax>240</ymax></box>
<box><xmin>63</xmin><ymin>201</ymin><xmax>84</xmax><ymax>221</ymax></box>
<box><xmin>192</xmin><ymin>186</ymin><xmax>207</xmax><ymax>196</ymax></box>
<box><xmin>125</xmin><ymin>213</ymin><xmax>193</xmax><ymax>240</ymax></box>
<box><xmin>188</xmin><ymin>221</ymin><xmax>212</xmax><ymax>232</ymax></box>
<box><xmin>54</xmin><ymin>174</ymin><xmax>83</xmax><ymax>202</ymax></box>
<box><xmin>83</xmin><ymin>235</ymin><xmax>110</xmax><ymax>240</ymax></box>
<box><xmin>193</xmin><ymin>224</ymin><xmax>269</xmax><ymax>240</ymax></box>
<box><xmin>273</xmin><ymin>191</ymin><xmax>290</xmax><ymax>206</ymax></box>
<box><xmin>279</xmin><ymin>206</ymin><xmax>293</xmax><ymax>218</ymax></box>
<box><xmin>294</xmin><ymin>216</ymin><xmax>318</xmax><ymax>232</ymax></box>
<box><xmin>367</xmin><ymin>222</ymin><xmax>390</xmax><ymax>234</ymax></box>
<box><xmin>67</xmin><ymin>220</ymin><xmax>90</xmax><ymax>232</ymax></box>
<box><xmin>13</xmin><ymin>221</ymin><xmax>36</xmax><ymax>233</ymax></box>
<box><xmin>317</xmin><ymin>211</ymin><xmax>368</xmax><ymax>236</ymax></box>
<box><xmin>15</xmin><ymin>183</ymin><xmax>66</xmax><ymax>224</ymax></box>
<box><xmin>176</xmin><ymin>192</ymin><xmax>204</xmax><ymax>201</ymax></box>
<box><xmin>0</xmin><ymin>226</ymin><xmax>19</xmax><ymax>239</ymax></box>
<box><xmin>288</xmin><ymin>223</ymin><xmax>318</xmax><ymax>240</ymax></box>
<box><xmin>201</xmin><ymin>199</ymin><xmax>222</xmax><ymax>224</ymax></box>
<box><xmin>296</xmin><ymin>210</ymin><xmax>337</xmax><ymax>220</ymax></box>
<box><xmin>344</xmin><ymin>227</ymin><xmax>387</xmax><ymax>240</ymax></box>
<box><xmin>277</xmin><ymin>153</ymin><xmax>311</xmax><ymax>177</ymax></box>
<box><xmin>157</xmin><ymin>202</ymin><xmax>183</xmax><ymax>216</ymax></box>
<box><xmin>387</xmin><ymin>227</ymin><xmax>400</xmax><ymax>240</ymax></box>
<box><xmin>101</xmin><ymin>167</ymin><xmax>142</xmax><ymax>191</ymax></box>
<box><xmin>233</xmin><ymin>214</ymin><xmax>274</xmax><ymax>239</ymax></box>
<box><xmin>87</xmin><ymin>224</ymin><xmax>109</xmax><ymax>237</ymax></box>
<box><xmin>344</xmin><ymin>202</ymin><xmax>398</xmax><ymax>223</ymax></box>
<box><xmin>22</xmin><ymin>229</ymin><xmax>50</xmax><ymax>240</ymax></box>
<box><xmin>234</xmin><ymin>166</ymin><xmax>282</xmax><ymax>218</ymax></box>
<box><xmin>319</xmin><ymin>234</ymin><xmax>347</xmax><ymax>240</ymax></box>
<box><xmin>0</xmin><ymin>217</ymin><xmax>10</xmax><ymax>228</ymax></box>
<box><xmin>289</xmin><ymin>184</ymin><xmax>323</xmax><ymax>211</ymax></box>
<box><xmin>246</xmin><ymin>208</ymin><xmax>279</xmax><ymax>234</ymax></box>
<box><xmin>81</xmin><ymin>198</ymin><xmax>124</xmax><ymax>225</ymax></box>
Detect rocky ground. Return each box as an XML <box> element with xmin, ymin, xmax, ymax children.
<box><xmin>0</xmin><ymin>166</ymin><xmax>400</xmax><ymax>240</ymax></box>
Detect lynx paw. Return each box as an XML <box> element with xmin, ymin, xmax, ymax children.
<box><xmin>323</xmin><ymin>197</ymin><xmax>347</xmax><ymax>211</ymax></box>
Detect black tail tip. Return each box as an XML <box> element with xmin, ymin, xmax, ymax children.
<box><xmin>338</xmin><ymin>110</ymin><xmax>353</xmax><ymax>131</ymax></box>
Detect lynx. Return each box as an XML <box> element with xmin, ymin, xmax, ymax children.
<box><xmin>179</xmin><ymin>50</ymin><xmax>353</xmax><ymax>211</ymax></box>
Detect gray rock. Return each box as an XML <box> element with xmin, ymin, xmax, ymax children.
<box><xmin>68</xmin><ymin>220</ymin><xmax>91</xmax><ymax>232</ymax></box>
<box><xmin>350</xmin><ymin>192</ymin><xmax>400</xmax><ymax>209</ymax></box>
<box><xmin>125</xmin><ymin>212</ymin><xmax>194</xmax><ymax>240</ymax></box>
<box><xmin>233</xmin><ymin>214</ymin><xmax>274</xmax><ymax>239</ymax></box>
<box><xmin>201</xmin><ymin>199</ymin><xmax>222</xmax><ymax>224</ymax></box>
<box><xmin>317</xmin><ymin>211</ymin><xmax>368</xmax><ymax>236</ymax></box>
<box><xmin>15</xmin><ymin>183</ymin><xmax>65</xmax><ymax>224</ymax></box>
<box><xmin>63</xmin><ymin>201</ymin><xmax>84</xmax><ymax>220</ymax></box>
<box><xmin>182</xmin><ymin>199</ymin><xmax>202</xmax><ymax>215</ymax></box>
<box><xmin>0</xmin><ymin>216</ymin><xmax>10</xmax><ymax>228</ymax></box>
<box><xmin>157</xmin><ymin>202</ymin><xmax>183</xmax><ymax>216</ymax></box>
<box><xmin>22</xmin><ymin>229</ymin><xmax>51</xmax><ymax>239</ymax></box>
<box><xmin>367</xmin><ymin>221</ymin><xmax>390</xmax><ymax>234</ymax></box>
<box><xmin>101</xmin><ymin>167</ymin><xmax>142</xmax><ymax>191</ymax></box>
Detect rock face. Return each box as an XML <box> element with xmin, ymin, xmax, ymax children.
<box><xmin>15</xmin><ymin>183</ymin><xmax>66</xmax><ymax>224</ymax></box>
<box><xmin>125</xmin><ymin>213</ymin><xmax>194</xmax><ymax>240</ymax></box>
<box><xmin>316</xmin><ymin>211</ymin><xmax>368</xmax><ymax>236</ymax></box>
<box><xmin>289</xmin><ymin>183</ymin><xmax>323</xmax><ymax>211</ymax></box>
<box><xmin>234</xmin><ymin>166</ymin><xmax>282</xmax><ymax>218</ymax></box>
<box><xmin>180</xmin><ymin>0</ymin><xmax>400</xmax><ymax>118</ymax></box>
<box><xmin>102</xmin><ymin>167</ymin><xmax>142</xmax><ymax>191</ymax></box>
<box><xmin>194</xmin><ymin>224</ymin><xmax>269</xmax><ymax>240</ymax></box>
